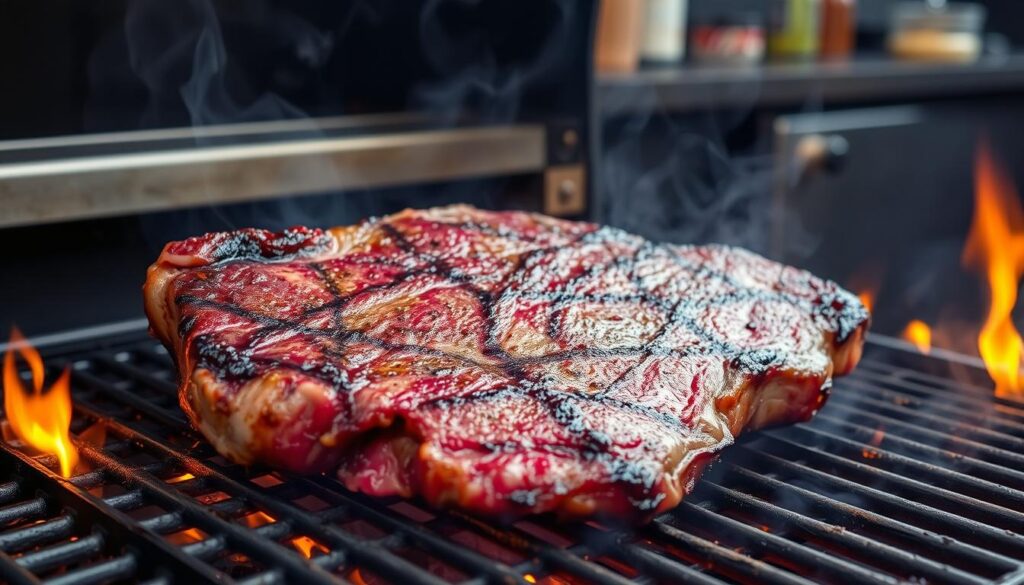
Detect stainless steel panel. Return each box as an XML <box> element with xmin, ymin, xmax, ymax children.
<box><xmin>769</xmin><ymin>103</ymin><xmax>1024</xmax><ymax>339</ymax></box>
<box><xmin>0</xmin><ymin>123</ymin><xmax>546</xmax><ymax>228</ymax></box>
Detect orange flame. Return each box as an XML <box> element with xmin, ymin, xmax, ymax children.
<box><xmin>291</xmin><ymin>536</ymin><xmax>328</xmax><ymax>559</ymax></box>
<box><xmin>870</xmin><ymin>428</ymin><xmax>885</xmax><ymax>447</ymax></box>
<box><xmin>3</xmin><ymin>328</ymin><xmax>79</xmax><ymax>476</ymax></box>
<box><xmin>168</xmin><ymin>528</ymin><xmax>206</xmax><ymax>545</ymax></box>
<box><xmin>857</xmin><ymin>291</ymin><xmax>875</xmax><ymax>314</ymax></box>
<box><xmin>347</xmin><ymin>569</ymin><xmax>369</xmax><ymax>585</ymax></box>
<box><xmin>963</xmin><ymin>140</ymin><xmax>1024</xmax><ymax>397</ymax></box>
<box><xmin>902</xmin><ymin>320</ymin><xmax>932</xmax><ymax>354</ymax></box>
<box><xmin>241</xmin><ymin>511</ymin><xmax>275</xmax><ymax>528</ymax></box>
<box><xmin>167</xmin><ymin>472</ymin><xmax>195</xmax><ymax>484</ymax></box>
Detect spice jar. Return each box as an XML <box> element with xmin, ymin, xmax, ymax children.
<box><xmin>769</xmin><ymin>0</ymin><xmax>822</xmax><ymax>61</ymax></box>
<box><xmin>595</xmin><ymin>0</ymin><xmax>648</xmax><ymax>73</ymax></box>
<box><xmin>820</xmin><ymin>0</ymin><xmax>857</xmax><ymax>60</ymax></box>
<box><xmin>641</xmin><ymin>0</ymin><xmax>688</xmax><ymax>64</ymax></box>
<box><xmin>690</xmin><ymin>13</ymin><xmax>766</xmax><ymax>67</ymax></box>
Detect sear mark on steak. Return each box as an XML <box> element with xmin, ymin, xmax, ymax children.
<box><xmin>144</xmin><ymin>205</ymin><xmax>869</xmax><ymax>522</ymax></box>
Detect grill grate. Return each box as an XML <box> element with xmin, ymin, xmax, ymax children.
<box><xmin>1</xmin><ymin>331</ymin><xmax>1023</xmax><ymax>585</ymax></box>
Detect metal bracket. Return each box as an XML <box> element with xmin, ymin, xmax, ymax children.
<box><xmin>543</xmin><ymin>164</ymin><xmax>586</xmax><ymax>217</ymax></box>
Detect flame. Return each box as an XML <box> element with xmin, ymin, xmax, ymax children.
<box><xmin>869</xmin><ymin>428</ymin><xmax>885</xmax><ymax>447</ymax></box>
<box><xmin>3</xmin><ymin>328</ymin><xmax>79</xmax><ymax>477</ymax></box>
<box><xmin>862</xmin><ymin>427</ymin><xmax>885</xmax><ymax>459</ymax></box>
<box><xmin>241</xmin><ymin>511</ymin><xmax>275</xmax><ymax>528</ymax></box>
<box><xmin>524</xmin><ymin>575</ymin><xmax>537</xmax><ymax>584</ymax></box>
<box><xmin>857</xmin><ymin>291</ymin><xmax>875</xmax><ymax>314</ymax></box>
<box><xmin>167</xmin><ymin>473</ymin><xmax>195</xmax><ymax>484</ymax></box>
<box><xmin>963</xmin><ymin>140</ymin><xmax>1024</xmax><ymax>397</ymax></box>
<box><xmin>346</xmin><ymin>568</ymin><xmax>369</xmax><ymax>585</ymax></box>
<box><xmin>902</xmin><ymin>320</ymin><xmax>933</xmax><ymax>354</ymax></box>
<box><xmin>168</xmin><ymin>528</ymin><xmax>205</xmax><ymax>545</ymax></box>
<box><xmin>291</xmin><ymin>536</ymin><xmax>328</xmax><ymax>559</ymax></box>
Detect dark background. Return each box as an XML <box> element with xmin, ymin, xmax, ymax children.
<box><xmin>0</xmin><ymin>0</ymin><xmax>586</xmax><ymax>140</ymax></box>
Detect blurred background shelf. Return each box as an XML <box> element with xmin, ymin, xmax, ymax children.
<box><xmin>597</xmin><ymin>54</ymin><xmax>1024</xmax><ymax>115</ymax></box>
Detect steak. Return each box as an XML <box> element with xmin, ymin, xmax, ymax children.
<box><xmin>144</xmin><ymin>205</ymin><xmax>869</xmax><ymax>521</ymax></box>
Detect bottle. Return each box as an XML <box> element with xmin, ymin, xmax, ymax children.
<box><xmin>595</xmin><ymin>0</ymin><xmax>648</xmax><ymax>73</ymax></box>
<box><xmin>768</xmin><ymin>0</ymin><xmax>822</xmax><ymax>61</ymax></box>
<box><xmin>641</xmin><ymin>0</ymin><xmax>687</xmax><ymax>64</ymax></box>
<box><xmin>820</xmin><ymin>0</ymin><xmax>857</xmax><ymax>59</ymax></box>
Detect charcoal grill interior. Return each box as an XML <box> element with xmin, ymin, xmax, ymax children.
<box><xmin>0</xmin><ymin>331</ymin><xmax>1021</xmax><ymax>585</ymax></box>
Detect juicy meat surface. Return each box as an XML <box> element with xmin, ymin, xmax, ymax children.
<box><xmin>144</xmin><ymin>205</ymin><xmax>869</xmax><ymax>521</ymax></box>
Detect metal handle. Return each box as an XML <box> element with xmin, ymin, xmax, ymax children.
<box><xmin>0</xmin><ymin>121</ymin><xmax>546</xmax><ymax>229</ymax></box>
<box><xmin>794</xmin><ymin>134</ymin><xmax>850</xmax><ymax>182</ymax></box>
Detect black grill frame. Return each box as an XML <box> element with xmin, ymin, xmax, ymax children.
<box><xmin>1</xmin><ymin>329</ymin><xmax>1023</xmax><ymax>585</ymax></box>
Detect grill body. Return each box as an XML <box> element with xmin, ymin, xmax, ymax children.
<box><xmin>1</xmin><ymin>331</ymin><xmax>1023</xmax><ymax>585</ymax></box>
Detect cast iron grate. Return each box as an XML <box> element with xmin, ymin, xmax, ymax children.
<box><xmin>1</xmin><ymin>330</ymin><xmax>1023</xmax><ymax>585</ymax></box>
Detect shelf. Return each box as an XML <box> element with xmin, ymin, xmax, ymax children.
<box><xmin>597</xmin><ymin>54</ymin><xmax>1024</xmax><ymax>116</ymax></box>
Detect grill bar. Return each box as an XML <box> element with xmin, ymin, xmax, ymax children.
<box><xmin>0</xmin><ymin>548</ymin><xmax>40</xmax><ymax>585</ymax></box>
<box><xmin>725</xmin><ymin>464</ymin><xmax>1019</xmax><ymax>574</ymax></box>
<box><xmin>0</xmin><ymin>499</ymin><xmax>47</xmax><ymax>526</ymax></box>
<box><xmin>999</xmin><ymin>566</ymin><xmax>1024</xmax><ymax>585</ymax></box>
<box><xmin>45</xmin><ymin>556</ymin><xmax>138</xmax><ymax>585</ymax></box>
<box><xmin>0</xmin><ymin>515</ymin><xmax>76</xmax><ymax>553</ymax></box>
<box><xmin>668</xmin><ymin>502</ymin><xmax>900</xmax><ymax>585</ymax></box>
<box><xmin>73</xmin><ymin>420</ymin><xmax>440</xmax><ymax>585</ymax></box>
<box><xmin>292</xmin><ymin>477</ymin><xmax>526</xmax><ymax>583</ymax></box>
<box><xmin>612</xmin><ymin>540</ymin><xmax>724</xmax><ymax>585</ymax></box>
<box><xmin>703</xmin><ymin>482</ymin><xmax>992</xmax><ymax>585</ymax></box>
<box><xmin>17</xmin><ymin>534</ymin><xmax>105</xmax><ymax>574</ymax></box>
<box><xmin>825</xmin><ymin>394</ymin><xmax>1024</xmax><ymax>467</ymax></box>
<box><xmin>0</xmin><ymin>445</ymin><xmax>221</xmax><ymax>584</ymax></box>
<box><xmin>758</xmin><ymin>430</ymin><xmax>1024</xmax><ymax>533</ymax></box>
<box><xmin>856</xmin><ymin>359</ymin><xmax>1024</xmax><ymax>412</ymax></box>
<box><xmin>732</xmin><ymin>445</ymin><xmax>1024</xmax><ymax>556</ymax></box>
<box><xmin>779</xmin><ymin>423</ymin><xmax>1024</xmax><ymax>510</ymax></box>
<box><xmin>837</xmin><ymin>375</ymin><xmax>1024</xmax><ymax>440</ymax></box>
<box><xmin>646</xmin><ymin>519</ymin><xmax>817</xmax><ymax>585</ymax></box>
<box><xmin>814</xmin><ymin>413</ymin><xmax>1024</xmax><ymax>494</ymax></box>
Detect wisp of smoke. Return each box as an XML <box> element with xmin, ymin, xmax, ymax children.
<box><xmin>124</xmin><ymin>0</ymin><xmax>374</xmax><ymax>236</ymax></box>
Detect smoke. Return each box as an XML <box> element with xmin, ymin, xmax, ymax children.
<box><xmin>114</xmin><ymin>0</ymin><xmax>578</xmax><ymax>240</ymax></box>
<box><xmin>125</xmin><ymin>0</ymin><xmax>339</xmax><ymax>131</ymax></box>
<box><xmin>177</xmin><ymin>6</ymin><xmax>317</xmax><ymax>129</ymax></box>
<box><xmin>413</xmin><ymin>0</ymin><xmax>574</xmax><ymax>125</ymax></box>
<box><xmin>121</xmin><ymin>0</ymin><xmax>376</xmax><ymax>237</ymax></box>
<box><xmin>599</xmin><ymin>88</ymin><xmax>814</xmax><ymax>259</ymax></box>
<box><xmin>405</xmin><ymin>0</ymin><xmax>577</xmax><ymax>208</ymax></box>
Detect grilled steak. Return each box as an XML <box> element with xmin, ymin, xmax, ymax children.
<box><xmin>145</xmin><ymin>205</ymin><xmax>869</xmax><ymax>521</ymax></box>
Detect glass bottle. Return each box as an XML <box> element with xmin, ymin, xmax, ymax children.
<box><xmin>768</xmin><ymin>0</ymin><xmax>822</xmax><ymax>61</ymax></box>
<box><xmin>820</xmin><ymin>0</ymin><xmax>857</xmax><ymax>59</ymax></box>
